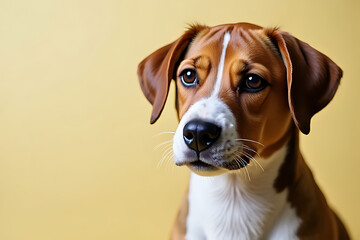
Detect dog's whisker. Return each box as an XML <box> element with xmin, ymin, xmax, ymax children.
<box><xmin>233</xmin><ymin>153</ymin><xmax>251</xmax><ymax>180</ymax></box>
<box><xmin>157</xmin><ymin>147</ymin><xmax>174</xmax><ymax>169</ymax></box>
<box><xmin>160</xmin><ymin>145</ymin><xmax>173</xmax><ymax>158</ymax></box>
<box><xmin>240</xmin><ymin>158</ymin><xmax>251</xmax><ymax>182</ymax></box>
<box><xmin>234</xmin><ymin>159</ymin><xmax>242</xmax><ymax>169</ymax></box>
<box><xmin>157</xmin><ymin>151</ymin><xmax>169</xmax><ymax>169</ymax></box>
<box><xmin>236</xmin><ymin>158</ymin><xmax>250</xmax><ymax>181</ymax></box>
<box><xmin>253</xmin><ymin>159</ymin><xmax>264</xmax><ymax>172</ymax></box>
<box><xmin>240</xmin><ymin>144</ymin><xmax>260</xmax><ymax>157</ymax></box>
<box><xmin>243</xmin><ymin>153</ymin><xmax>264</xmax><ymax>172</ymax></box>
<box><xmin>162</xmin><ymin>150</ymin><xmax>171</xmax><ymax>164</ymax></box>
<box><xmin>234</xmin><ymin>159</ymin><xmax>246</xmax><ymax>179</ymax></box>
<box><xmin>165</xmin><ymin>152</ymin><xmax>174</xmax><ymax>172</ymax></box>
<box><xmin>165</xmin><ymin>152</ymin><xmax>174</xmax><ymax>171</ymax></box>
<box><xmin>154</xmin><ymin>139</ymin><xmax>173</xmax><ymax>151</ymax></box>
<box><xmin>157</xmin><ymin>155</ymin><xmax>166</xmax><ymax>169</ymax></box>
<box><xmin>244</xmin><ymin>153</ymin><xmax>257</xmax><ymax>168</ymax></box>
<box><xmin>234</xmin><ymin>153</ymin><xmax>251</xmax><ymax>181</ymax></box>
<box><xmin>236</xmin><ymin>149</ymin><xmax>264</xmax><ymax>173</ymax></box>
<box><xmin>154</xmin><ymin>143</ymin><xmax>173</xmax><ymax>154</ymax></box>
<box><xmin>242</xmin><ymin>152</ymin><xmax>257</xmax><ymax>164</ymax></box>
<box><xmin>235</xmin><ymin>138</ymin><xmax>264</xmax><ymax>147</ymax></box>
<box><xmin>153</xmin><ymin>131</ymin><xmax>176</xmax><ymax>137</ymax></box>
<box><xmin>170</xmin><ymin>153</ymin><xmax>176</xmax><ymax>174</ymax></box>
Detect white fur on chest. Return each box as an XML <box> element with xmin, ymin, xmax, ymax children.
<box><xmin>185</xmin><ymin>146</ymin><xmax>301</xmax><ymax>240</ymax></box>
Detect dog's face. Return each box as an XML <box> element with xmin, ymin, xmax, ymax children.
<box><xmin>173</xmin><ymin>26</ymin><xmax>292</xmax><ymax>176</ymax></box>
<box><xmin>138</xmin><ymin>23</ymin><xmax>342</xmax><ymax>176</ymax></box>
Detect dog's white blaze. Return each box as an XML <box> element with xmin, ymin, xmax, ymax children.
<box><xmin>211</xmin><ymin>32</ymin><xmax>231</xmax><ymax>97</ymax></box>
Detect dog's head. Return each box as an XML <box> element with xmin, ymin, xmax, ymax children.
<box><xmin>138</xmin><ymin>23</ymin><xmax>342</xmax><ymax>176</ymax></box>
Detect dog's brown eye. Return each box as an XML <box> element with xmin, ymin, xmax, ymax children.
<box><xmin>239</xmin><ymin>73</ymin><xmax>267</xmax><ymax>93</ymax></box>
<box><xmin>180</xmin><ymin>69</ymin><xmax>198</xmax><ymax>87</ymax></box>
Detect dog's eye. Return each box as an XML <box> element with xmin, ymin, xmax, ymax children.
<box><xmin>239</xmin><ymin>73</ymin><xmax>268</xmax><ymax>93</ymax></box>
<box><xmin>180</xmin><ymin>69</ymin><xmax>198</xmax><ymax>87</ymax></box>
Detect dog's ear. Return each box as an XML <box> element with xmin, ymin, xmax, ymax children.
<box><xmin>267</xmin><ymin>29</ymin><xmax>343</xmax><ymax>134</ymax></box>
<box><xmin>137</xmin><ymin>25</ymin><xmax>207</xmax><ymax>124</ymax></box>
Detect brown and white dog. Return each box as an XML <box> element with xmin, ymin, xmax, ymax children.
<box><xmin>137</xmin><ymin>23</ymin><xmax>350</xmax><ymax>240</ymax></box>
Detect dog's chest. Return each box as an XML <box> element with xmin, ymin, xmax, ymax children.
<box><xmin>185</xmin><ymin>147</ymin><xmax>301</xmax><ymax>240</ymax></box>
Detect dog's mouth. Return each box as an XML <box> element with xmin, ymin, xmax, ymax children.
<box><xmin>186</xmin><ymin>155</ymin><xmax>251</xmax><ymax>173</ymax></box>
<box><xmin>187</xmin><ymin>160</ymin><xmax>218</xmax><ymax>171</ymax></box>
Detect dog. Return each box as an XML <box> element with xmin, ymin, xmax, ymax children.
<box><xmin>137</xmin><ymin>22</ymin><xmax>350</xmax><ymax>240</ymax></box>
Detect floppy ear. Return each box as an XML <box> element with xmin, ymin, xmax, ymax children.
<box><xmin>268</xmin><ymin>29</ymin><xmax>343</xmax><ymax>134</ymax></box>
<box><xmin>137</xmin><ymin>25</ymin><xmax>207</xmax><ymax>124</ymax></box>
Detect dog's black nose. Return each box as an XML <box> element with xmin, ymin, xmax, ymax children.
<box><xmin>183</xmin><ymin>119</ymin><xmax>221</xmax><ymax>153</ymax></box>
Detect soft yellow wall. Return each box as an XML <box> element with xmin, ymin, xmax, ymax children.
<box><xmin>0</xmin><ymin>0</ymin><xmax>359</xmax><ymax>239</ymax></box>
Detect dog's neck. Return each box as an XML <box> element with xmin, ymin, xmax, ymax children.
<box><xmin>186</xmin><ymin>129</ymin><xmax>302</xmax><ymax>239</ymax></box>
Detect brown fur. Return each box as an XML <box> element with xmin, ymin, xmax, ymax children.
<box><xmin>137</xmin><ymin>22</ymin><xmax>349</xmax><ymax>239</ymax></box>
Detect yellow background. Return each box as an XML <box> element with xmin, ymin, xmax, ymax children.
<box><xmin>0</xmin><ymin>0</ymin><xmax>359</xmax><ymax>239</ymax></box>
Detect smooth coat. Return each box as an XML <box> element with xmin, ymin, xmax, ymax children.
<box><xmin>137</xmin><ymin>22</ymin><xmax>349</xmax><ymax>240</ymax></box>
